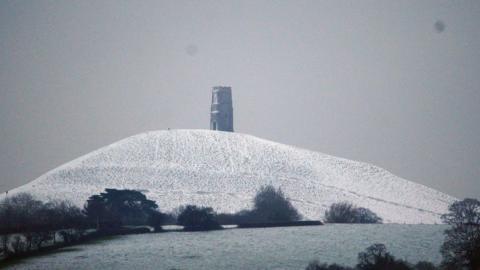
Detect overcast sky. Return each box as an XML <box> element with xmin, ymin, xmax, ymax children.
<box><xmin>1</xmin><ymin>1</ymin><xmax>479</xmax><ymax>199</ymax></box>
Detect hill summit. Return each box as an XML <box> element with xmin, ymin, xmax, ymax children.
<box><xmin>11</xmin><ymin>129</ymin><xmax>454</xmax><ymax>223</ymax></box>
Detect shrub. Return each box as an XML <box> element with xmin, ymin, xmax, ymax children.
<box><xmin>324</xmin><ymin>202</ymin><xmax>356</xmax><ymax>223</ymax></box>
<box><xmin>324</xmin><ymin>202</ymin><xmax>382</xmax><ymax>224</ymax></box>
<box><xmin>354</xmin><ymin>208</ymin><xmax>382</xmax><ymax>224</ymax></box>
<box><xmin>176</xmin><ymin>205</ymin><xmax>222</xmax><ymax>231</ymax></box>
<box><xmin>250</xmin><ymin>185</ymin><xmax>301</xmax><ymax>223</ymax></box>
<box><xmin>216</xmin><ymin>185</ymin><xmax>302</xmax><ymax>225</ymax></box>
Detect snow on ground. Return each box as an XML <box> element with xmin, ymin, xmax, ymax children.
<box><xmin>10</xmin><ymin>129</ymin><xmax>455</xmax><ymax>223</ymax></box>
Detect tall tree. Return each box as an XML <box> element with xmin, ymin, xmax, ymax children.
<box><xmin>440</xmin><ymin>198</ymin><xmax>480</xmax><ymax>270</ymax></box>
<box><xmin>83</xmin><ymin>189</ymin><xmax>162</xmax><ymax>230</ymax></box>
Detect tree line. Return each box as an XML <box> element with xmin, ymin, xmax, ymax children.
<box><xmin>3</xmin><ymin>185</ymin><xmax>477</xmax><ymax>269</ymax></box>
<box><xmin>0</xmin><ymin>184</ymin><xmax>383</xmax><ymax>259</ymax></box>
<box><xmin>0</xmin><ymin>193</ymin><xmax>86</xmax><ymax>256</ymax></box>
<box><xmin>0</xmin><ymin>185</ymin><xmax>303</xmax><ymax>257</ymax></box>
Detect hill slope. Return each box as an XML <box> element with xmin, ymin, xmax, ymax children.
<box><xmin>10</xmin><ymin>129</ymin><xmax>455</xmax><ymax>223</ymax></box>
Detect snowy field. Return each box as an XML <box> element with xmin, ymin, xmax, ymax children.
<box><xmin>4</xmin><ymin>224</ymin><xmax>447</xmax><ymax>270</ymax></box>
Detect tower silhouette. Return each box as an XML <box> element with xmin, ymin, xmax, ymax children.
<box><xmin>210</xmin><ymin>86</ymin><xmax>234</xmax><ymax>132</ymax></box>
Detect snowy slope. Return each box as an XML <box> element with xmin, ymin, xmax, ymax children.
<box><xmin>11</xmin><ymin>129</ymin><xmax>455</xmax><ymax>223</ymax></box>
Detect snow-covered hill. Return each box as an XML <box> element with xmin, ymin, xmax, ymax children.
<box><xmin>11</xmin><ymin>129</ymin><xmax>455</xmax><ymax>223</ymax></box>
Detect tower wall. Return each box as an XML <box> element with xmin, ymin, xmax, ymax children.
<box><xmin>210</xmin><ymin>86</ymin><xmax>234</xmax><ymax>132</ymax></box>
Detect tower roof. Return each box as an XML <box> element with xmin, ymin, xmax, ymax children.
<box><xmin>212</xmin><ymin>86</ymin><xmax>232</xmax><ymax>93</ymax></box>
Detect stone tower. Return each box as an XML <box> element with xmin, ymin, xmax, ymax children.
<box><xmin>210</xmin><ymin>86</ymin><xmax>234</xmax><ymax>132</ymax></box>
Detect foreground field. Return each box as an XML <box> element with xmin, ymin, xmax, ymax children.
<box><xmin>4</xmin><ymin>224</ymin><xmax>446</xmax><ymax>270</ymax></box>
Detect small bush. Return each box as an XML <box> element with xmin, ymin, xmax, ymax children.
<box><xmin>354</xmin><ymin>208</ymin><xmax>382</xmax><ymax>224</ymax></box>
<box><xmin>216</xmin><ymin>185</ymin><xmax>302</xmax><ymax>225</ymax></box>
<box><xmin>324</xmin><ymin>202</ymin><xmax>382</xmax><ymax>224</ymax></box>
<box><xmin>176</xmin><ymin>205</ymin><xmax>222</xmax><ymax>231</ymax></box>
<box><xmin>251</xmin><ymin>185</ymin><xmax>302</xmax><ymax>223</ymax></box>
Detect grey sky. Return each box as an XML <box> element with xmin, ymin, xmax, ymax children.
<box><xmin>1</xmin><ymin>1</ymin><xmax>479</xmax><ymax>199</ymax></box>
